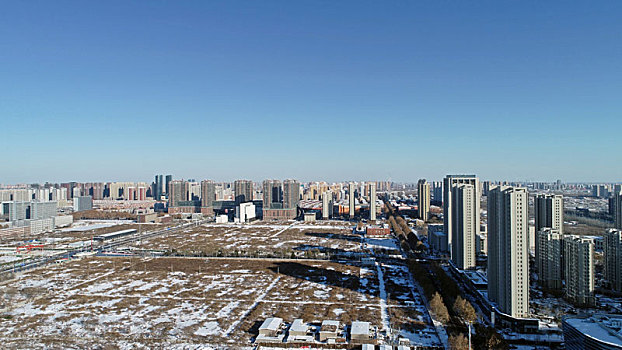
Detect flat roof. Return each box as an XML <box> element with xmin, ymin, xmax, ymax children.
<box><xmin>289</xmin><ymin>319</ymin><xmax>307</xmax><ymax>333</ymax></box>
<box><xmin>259</xmin><ymin>317</ymin><xmax>283</xmax><ymax>331</ymax></box>
<box><xmin>351</xmin><ymin>321</ymin><xmax>370</xmax><ymax>336</ymax></box>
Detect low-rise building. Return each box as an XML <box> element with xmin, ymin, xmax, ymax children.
<box><xmin>319</xmin><ymin>320</ymin><xmax>340</xmax><ymax>342</ymax></box>
<box><xmin>563</xmin><ymin>314</ymin><xmax>622</xmax><ymax>349</ymax></box>
<box><xmin>350</xmin><ymin>321</ymin><xmax>371</xmax><ymax>343</ymax></box>
<box><xmin>287</xmin><ymin>319</ymin><xmax>314</xmax><ymax>342</ymax></box>
<box><xmin>256</xmin><ymin>317</ymin><xmax>285</xmax><ymax>343</ymax></box>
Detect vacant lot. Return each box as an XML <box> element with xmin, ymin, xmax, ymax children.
<box><xmin>0</xmin><ymin>257</ymin><xmax>383</xmax><ymax>348</ymax></box>
<box><xmin>140</xmin><ymin>223</ymin><xmax>364</xmax><ymax>257</ymax></box>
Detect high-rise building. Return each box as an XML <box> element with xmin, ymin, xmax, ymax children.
<box><xmin>563</xmin><ymin>235</ymin><xmax>595</xmax><ymax>306</ymax></box>
<box><xmin>322</xmin><ymin>191</ymin><xmax>333</xmax><ymax>220</ymax></box>
<box><xmin>451</xmin><ymin>183</ymin><xmax>477</xmax><ymax>269</ymax></box>
<box><xmin>488</xmin><ymin>186</ymin><xmax>529</xmax><ymax>318</ymax></box>
<box><xmin>30</xmin><ymin>201</ymin><xmax>58</xmax><ymax>220</ymax></box>
<box><xmin>164</xmin><ymin>175</ymin><xmax>172</xmax><ymax>195</ymax></box>
<box><xmin>431</xmin><ymin>181</ymin><xmax>443</xmax><ymax>202</ymax></box>
<box><xmin>613</xmin><ymin>189</ymin><xmax>622</xmax><ymax>229</ymax></box>
<box><xmin>348</xmin><ymin>182</ymin><xmax>356</xmax><ymax>219</ymax></box>
<box><xmin>482</xmin><ymin>181</ymin><xmax>492</xmax><ymax>196</ymax></box>
<box><xmin>604</xmin><ymin>229</ymin><xmax>622</xmax><ymax>292</ymax></box>
<box><xmin>536</xmin><ymin>228</ymin><xmax>562</xmax><ymax>290</ymax></box>
<box><xmin>369</xmin><ymin>182</ymin><xmax>376</xmax><ymax>221</ymax></box>
<box><xmin>73</xmin><ymin>196</ymin><xmax>93</xmax><ymax>212</ymax></box>
<box><xmin>200</xmin><ymin>180</ymin><xmax>215</xmax><ymax>209</ymax></box>
<box><xmin>263</xmin><ymin>180</ymin><xmax>282</xmax><ymax>209</ymax></box>
<box><xmin>154</xmin><ymin>175</ymin><xmax>164</xmax><ymax>200</ymax></box>
<box><xmin>137</xmin><ymin>186</ymin><xmax>147</xmax><ymax>201</ymax></box>
<box><xmin>234</xmin><ymin>180</ymin><xmax>253</xmax><ymax>205</ymax></box>
<box><xmin>168</xmin><ymin>180</ymin><xmax>188</xmax><ymax>208</ymax></box>
<box><xmin>444</xmin><ymin>175</ymin><xmax>480</xmax><ymax>269</ymax></box>
<box><xmin>283</xmin><ymin>179</ymin><xmax>300</xmax><ymax>209</ymax></box>
<box><xmin>417</xmin><ymin>179</ymin><xmax>430</xmax><ymax>222</ymax></box>
<box><xmin>2</xmin><ymin>201</ymin><xmax>29</xmax><ymax>221</ymax></box>
<box><xmin>534</xmin><ymin>194</ymin><xmax>564</xmax><ymax>234</ymax></box>
<box><xmin>262</xmin><ymin>179</ymin><xmax>298</xmax><ymax>220</ymax></box>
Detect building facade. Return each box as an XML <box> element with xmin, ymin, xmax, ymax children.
<box><xmin>234</xmin><ymin>180</ymin><xmax>253</xmax><ymax>205</ymax></box>
<box><xmin>348</xmin><ymin>182</ymin><xmax>356</xmax><ymax>219</ymax></box>
<box><xmin>487</xmin><ymin>186</ymin><xmax>529</xmax><ymax>318</ymax></box>
<box><xmin>604</xmin><ymin>229</ymin><xmax>622</xmax><ymax>292</ymax></box>
<box><xmin>322</xmin><ymin>191</ymin><xmax>333</xmax><ymax>220</ymax></box>
<box><xmin>200</xmin><ymin>180</ymin><xmax>215</xmax><ymax>214</ymax></box>
<box><xmin>563</xmin><ymin>235</ymin><xmax>595</xmax><ymax>306</ymax></box>
<box><xmin>369</xmin><ymin>182</ymin><xmax>376</xmax><ymax>221</ymax></box>
<box><xmin>536</xmin><ymin>228</ymin><xmax>562</xmax><ymax>290</ymax></box>
<box><xmin>417</xmin><ymin>179</ymin><xmax>430</xmax><ymax>222</ymax></box>
<box><xmin>443</xmin><ymin>175</ymin><xmax>480</xmax><ymax>266</ymax></box>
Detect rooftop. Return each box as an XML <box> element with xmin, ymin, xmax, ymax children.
<box><xmin>259</xmin><ymin>317</ymin><xmax>283</xmax><ymax>331</ymax></box>
<box><xmin>564</xmin><ymin>314</ymin><xmax>622</xmax><ymax>347</ymax></box>
<box><xmin>351</xmin><ymin>321</ymin><xmax>370</xmax><ymax>336</ymax></box>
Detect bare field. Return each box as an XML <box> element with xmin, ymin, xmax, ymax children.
<box><xmin>0</xmin><ymin>257</ymin><xmax>399</xmax><ymax>348</ymax></box>
<box><xmin>140</xmin><ymin>223</ymin><xmax>363</xmax><ymax>256</ymax></box>
<box><xmin>0</xmin><ymin>223</ymin><xmax>441</xmax><ymax>349</ymax></box>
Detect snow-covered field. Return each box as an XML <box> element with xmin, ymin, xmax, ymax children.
<box><xmin>0</xmin><ymin>255</ymin><xmax>430</xmax><ymax>348</ymax></box>
<box><xmin>140</xmin><ymin>223</ymin><xmax>362</xmax><ymax>255</ymax></box>
<box><xmin>0</xmin><ymin>223</ymin><xmax>441</xmax><ymax>348</ymax></box>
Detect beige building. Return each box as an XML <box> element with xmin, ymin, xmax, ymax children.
<box><xmin>443</xmin><ymin>175</ymin><xmax>480</xmax><ymax>269</ymax></box>
<box><xmin>417</xmin><ymin>179</ymin><xmax>430</xmax><ymax>222</ymax></box>
<box><xmin>536</xmin><ymin>228</ymin><xmax>563</xmax><ymax>290</ymax></box>
<box><xmin>452</xmin><ymin>183</ymin><xmax>477</xmax><ymax>269</ymax></box>
<box><xmin>563</xmin><ymin>235</ymin><xmax>595</xmax><ymax>306</ymax></box>
<box><xmin>487</xmin><ymin>186</ymin><xmax>529</xmax><ymax>318</ymax></box>
<box><xmin>322</xmin><ymin>191</ymin><xmax>333</xmax><ymax>220</ymax></box>
<box><xmin>369</xmin><ymin>182</ymin><xmax>376</xmax><ymax>221</ymax></box>
<box><xmin>348</xmin><ymin>182</ymin><xmax>356</xmax><ymax>219</ymax></box>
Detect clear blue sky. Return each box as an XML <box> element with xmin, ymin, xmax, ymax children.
<box><xmin>1</xmin><ymin>1</ymin><xmax>621</xmax><ymax>184</ymax></box>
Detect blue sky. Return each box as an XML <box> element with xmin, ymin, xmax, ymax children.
<box><xmin>1</xmin><ymin>1</ymin><xmax>621</xmax><ymax>184</ymax></box>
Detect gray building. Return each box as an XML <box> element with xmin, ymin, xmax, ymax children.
<box><xmin>73</xmin><ymin>196</ymin><xmax>93</xmax><ymax>212</ymax></box>
<box><xmin>488</xmin><ymin>186</ymin><xmax>529</xmax><ymax>318</ymax></box>
<box><xmin>534</xmin><ymin>194</ymin><xmax>564</xmax><ymax>234</ymax></box>
<box><xmin>604</xmin><ymin>229</ymin><xmax>622</xmax><ymax>292</ymax></box>
<box><xmin>154</xmin><ymin>174</ymin><xmax>164</xmax><ymax>200</ymax></box>
<box><xmin>614</xmin><ymin>189</ymin><xmax>622</xmax><ymax>229</ymax></box>
<box><xmin>201</xmin><ymin>180</ymin><xmax>216</xmax><ymax>208</ymax></box>
<box><xmin>30</xmin><ymin>201</ymin><xmax>58</xmax><ymax>220</ymax></box>
<box><xmin>2</xmin><ymin>201</ymin><xmax>29</xmax><ymax>221</ymax></box>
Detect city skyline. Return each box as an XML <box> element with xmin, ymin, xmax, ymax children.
<box><xmin>2</xmin><ymin>1</ymin><xmax>622</xmax><ymax>183</ymax></box>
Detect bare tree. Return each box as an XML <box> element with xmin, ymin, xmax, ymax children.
<box><xmin>429</xmin><ymin>292</ymin><xmax>450</xmax><ymax>324</ymax></box>
<box><xmin>449</xmin><ymin>333</ymin><xmax>469</xmax><ymax>350</ymax></box>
